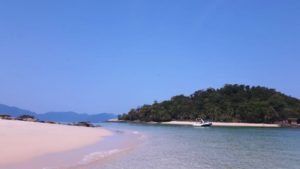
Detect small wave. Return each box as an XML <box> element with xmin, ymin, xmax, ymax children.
<box><xmin>132</xmin><ymin>131</ymin><xmax>139</xmax><ymax>134</ymax></box>
<box><xmin>42</xmin><ymin>167</ymin><xmax>59</xmax><ymax>169</ymax></box>
<box><xmin>78</xmin><ymin>149</ymin><xmax>122</xmax><ymax>165</ymax></box>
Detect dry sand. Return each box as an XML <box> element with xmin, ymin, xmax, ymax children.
<box><xmin>0</xmin><ymin>119</ymin><xmax>112</xmax><ymax>166</ymax></box>
<box><xmin>161</xmin><ymin>121</ymin><xmax>280</xmax><ymax>127</ymax></box>
<box><xmin>211</xmin><ymin>122</ymin><xmax>280</xmax><ymax>127</ymax></box>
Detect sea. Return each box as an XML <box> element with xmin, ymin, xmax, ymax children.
<box><xmin>79</xmin><ymin>122</ymin><xmax>300</xmax><ymax>169</ymax></box>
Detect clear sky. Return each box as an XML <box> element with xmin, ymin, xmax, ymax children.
<box><xmin>0</xmin><ymin>0</ymin><xmax>299</xmax><ymax>114</ymax></box>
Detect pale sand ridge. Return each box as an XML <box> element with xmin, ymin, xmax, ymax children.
<box><xmin>0</xmin><ymin>119</ymin><xmax>112</xmax><ymax>166</ymax></box>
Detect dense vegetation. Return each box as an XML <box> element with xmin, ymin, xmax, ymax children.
<box><xmin>118</xmin><ymin>84</ymin><xmax>300</xmax><ymax>123</ymax></box>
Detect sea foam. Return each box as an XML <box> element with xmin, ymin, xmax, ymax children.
<box><xmin>78</xmin><ymin>149</ymin><xmax>122</xmax><ymax>165</ymax></box>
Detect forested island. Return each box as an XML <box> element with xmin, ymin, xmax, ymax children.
<box><xmin>118</xmin><ymin>84</ymin><xmax>300</xmax><ymax>123</ymax></box>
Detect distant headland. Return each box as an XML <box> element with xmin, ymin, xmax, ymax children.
<box><xmin>118</xmin><ymin>84</ymin><xmax>300</xmax><ymax>127</ymax></box>
<box><xmin>0</xmin><ymin>104</ymin><xmax>116</xmax><ymax>123</ymax></box>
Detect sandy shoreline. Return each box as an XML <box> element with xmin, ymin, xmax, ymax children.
<box><xmin>0</xmin><ymin>119</ymin><xmax>112</xmax><ymax>167</ymax></box>
<box><xmin>161</xmin><ymin>121</ymin><xmax>280</xmax><ymax>127</ymax></box>
<box><xmin>108</xmin><ymin>119</ymin><xmax>280</xmax><ymax>127</ymax></box>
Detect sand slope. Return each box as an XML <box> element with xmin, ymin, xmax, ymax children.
<box><xmin>0</xmin><ymin>119</ymin><xmax>111</xmax><ymax>166</ymax></box>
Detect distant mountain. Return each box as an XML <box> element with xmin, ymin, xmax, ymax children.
<box><xmin>0</xmin><ymin>104</ymin><xmax>116</xmax><ymax>122</ymax></box>
<box><xmin>0</xmin><ymin>104</ymin><xmax>36</xmax><ymax>117</ymax></box>
<box><xmin>37</xmin><ymin>112</ymin><xmax>116</xmax><ymax>123</ymax></box>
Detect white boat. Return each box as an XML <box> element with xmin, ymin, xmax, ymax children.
<box><xmin>193</xmin><ymin>119</ymin><xmax>212</xmax><ymax>127</ymax></box>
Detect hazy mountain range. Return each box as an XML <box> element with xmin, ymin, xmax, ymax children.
<box><xmin>0</xmin><ymin>104</ymin><xmax>116</xmax><ymax>123</ymax></box>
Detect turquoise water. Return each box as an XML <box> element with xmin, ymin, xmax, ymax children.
<box><xmin>88</xmin><ymin>123</ymin><xmax>300</xmax><ymax>169</ymax></box>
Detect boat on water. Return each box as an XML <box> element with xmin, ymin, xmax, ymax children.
<box><xmin>193</xmin><ymin>119</ymin><xmax>212</xmax><ymax>127</ymax></box>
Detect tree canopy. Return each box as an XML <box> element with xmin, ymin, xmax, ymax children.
<box><xmin>118</xmin><ymin>84</ymin><xmax>300</xmax><ymax>123</ymax></box>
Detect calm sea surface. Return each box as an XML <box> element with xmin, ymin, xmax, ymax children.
<box><xmin>86</xmin><ymin>123</ymin><xmax>300</xmax><ymax>169</ymax></box>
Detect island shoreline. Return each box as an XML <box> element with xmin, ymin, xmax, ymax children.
<box><xmin>107</xmin><ymin>119</ymin><xmax>281</xmax><ymax>128</ymax></box>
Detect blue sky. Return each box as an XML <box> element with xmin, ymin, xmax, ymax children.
<box><xmin>0</xmin><ymin>0</ymin><xmax>299</xmax><ymax>114</ymax></box>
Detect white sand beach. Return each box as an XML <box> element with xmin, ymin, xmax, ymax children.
<box><xmin>161</xmin><ymin>121</ymin><xmax>280</xmax><ymax>127</ymax></box>
<box><xmin>211</xmin><ymin>122</ymin><xmax>280</xmax><ymax>127</ymax></box>
<box><xmin>0</xmin><ymin>119</ymin><xmax>112</xmax><ymax>166</ymax></box>
<box><xmin>107</xmin><ymin>119</ymin><xmax>280</xmax><ymax>127</ymax></box>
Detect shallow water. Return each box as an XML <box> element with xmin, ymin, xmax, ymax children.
<box><xmin>88</xmin><ymin>123</ymin><xmax>300</xmax><ymax>169</ymax></box>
